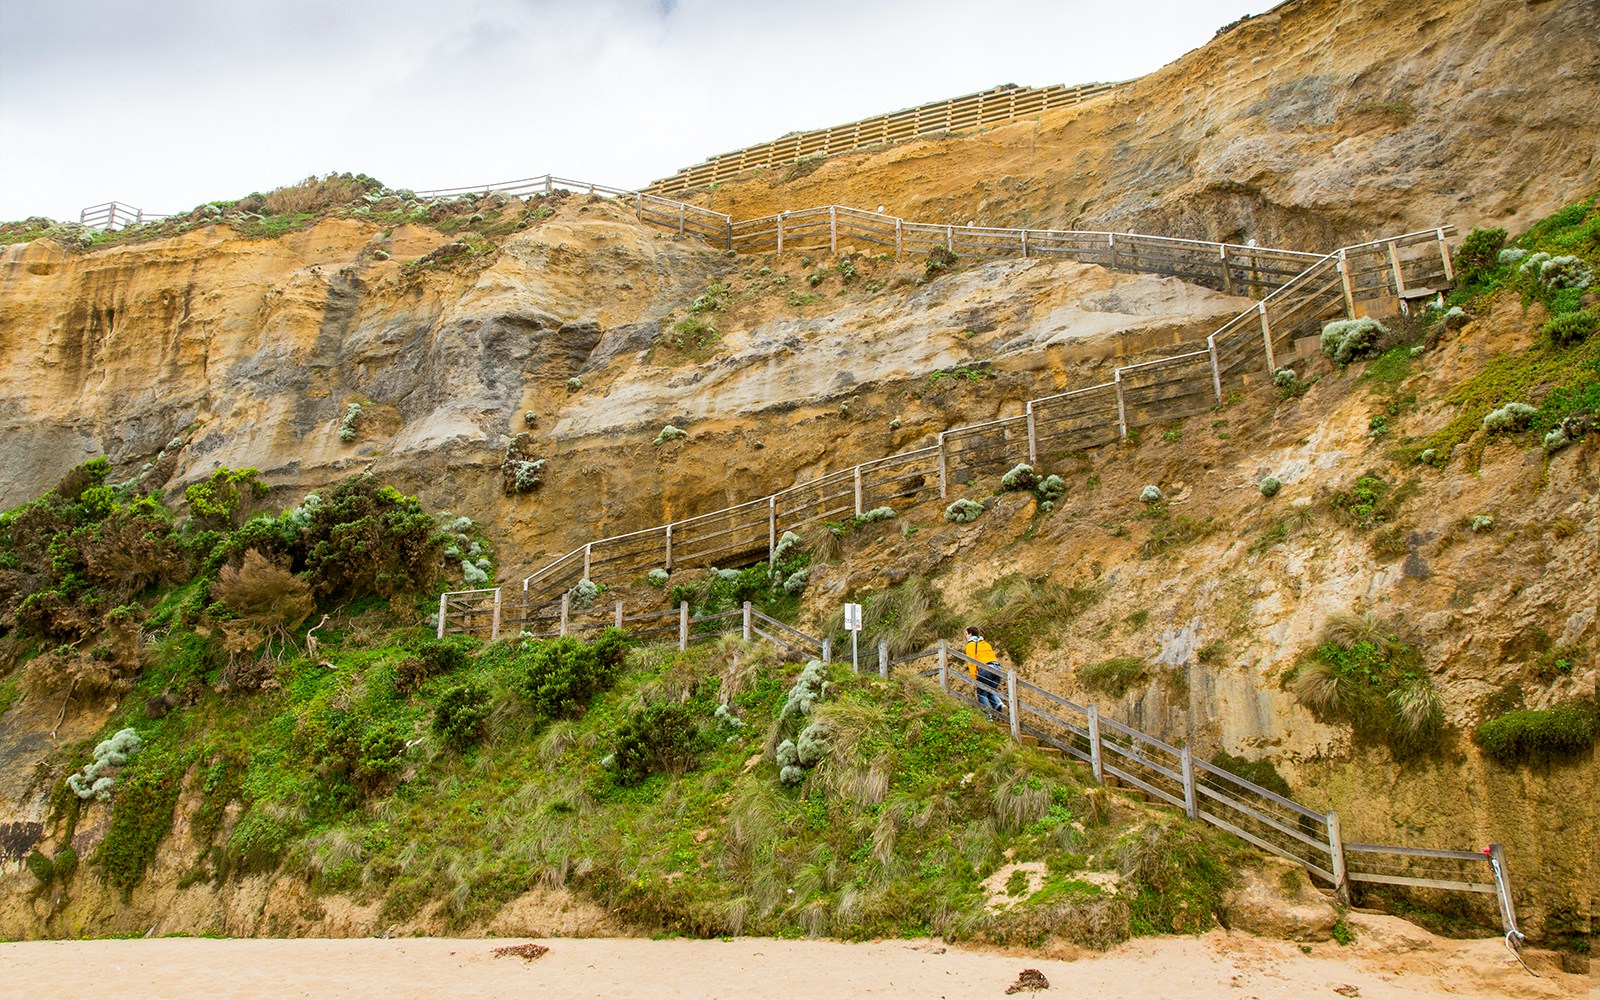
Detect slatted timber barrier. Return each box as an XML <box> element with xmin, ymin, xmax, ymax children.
<box><xmin>643</xmin><ymin>81</ymin><xmax>1127</xmax><ymax>197</ymax></box>
<box><xmin>898</xmin><ymin>642</ymin><xmax>1521</xmax><ymax>944</ymax></box>
<box><xmin>433</xmin><ymin>591</ymin><xmax>1525</xmax><ymax>947</ymax></box>
<box><xmin>437</xmin><ymin>225</ymin><xmax>1452</xmax><ymax>625</ymax></box>
<box><xmin>410</xmin><ymin>174</ymin><xmax>1330</xmax><ymax>298</ymax></box>
<box><xmin>84</xmin><ymin>171</ymin><xmax>1329</xmax><ymax>299</ymax></box>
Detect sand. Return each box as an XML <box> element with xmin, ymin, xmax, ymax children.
<box><xmin>0</xmin><ymin>917</ymin><xmax>1584</xmax><ymax>1000</ymax></box>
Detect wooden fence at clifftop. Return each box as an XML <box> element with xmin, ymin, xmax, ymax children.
<box><xmin>642</xmin><ymin>81</ymin><xmax>1126</xmax><ymax>197</ymax></box>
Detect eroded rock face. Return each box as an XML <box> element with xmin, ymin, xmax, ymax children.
<box><xmin>687</xmin><ymin>0</ymin><xmax>1600</xmax><ymax>251</ymax></box>
<box><xmin>1222</xmin><ymin>859</ymin><xmax>1338</xmax><ymax>941</ymax></box>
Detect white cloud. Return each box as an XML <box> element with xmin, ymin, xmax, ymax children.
<box><xmin>0</xmin><ymin>0</ymin><xmax>1274</xmax><ymax>219</ymax></box>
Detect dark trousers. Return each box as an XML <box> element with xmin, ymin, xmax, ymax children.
<box><xmin>976</xmin><ymin>665</ymin><xmax>1004</xmax><ymax>712</ymax></box>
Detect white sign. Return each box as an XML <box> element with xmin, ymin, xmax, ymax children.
<box><xmin>843</xmin><ymin>603</ymin><xmax>863</xmax><ymax>631</ymax></box>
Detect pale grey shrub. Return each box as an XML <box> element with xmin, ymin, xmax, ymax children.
<box><xmin>646</xmin><ymin>568</ymin><xmax>669</xmax><ymax>588</ymax></box>
<box><xmin>944</xmin><ymin>499</ymin><xmax>984</xmax><ymax>523</ymax></box>
<box><xmin>570</xmin><ymin>578</ymin><xmax>601</xmax><ymax>610</ymax></box>
<box><xmin>66</xmin><ymin>729</ymin><xmax>142</xmax><ymax>801</ymax></box>
<box><xmin>1320</xmin><ymin>317</ymin><xmax>1387</xmax><ymax>365</ymax></box>
<box><xmin>1481</xmin><ymin>402</ymin><xmax>1536</xmax><ymax>433</ymax></box>
<box><xmin>339</xmin><ymin>403</ymin><xmax>363</xmax><ymax>442</ymax></box>
<box><xmin>653</xmin><ymin>424</ymin><xmax>688</xmax><ymax>446</ymax></box>
<box><xmin>1139</xmin><ymin>485</ymin><xmax>1164</xmax><ymax>504</ymax></box>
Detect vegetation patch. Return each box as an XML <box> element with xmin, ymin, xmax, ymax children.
<box><xmin>1474</xmin><ymin>700</ymin><xmax>1595</xmax><ymax>766</ymax></box>
<box><xmin>1079</xmin><ymin>657</ymin><xmax>1149</xmax><ymax>699</ymax></box>
<box><xmin>1284</xmin><ymin>615</ymin><xmax>1443</xmax><ymax>758</ymax></box>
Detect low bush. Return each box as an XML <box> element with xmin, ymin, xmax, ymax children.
<box><xmin>1208</xmin><ymin>751</ymin><xmax>1292</xmax><ymax>799</ymax></box>
<box><xmin>432</xmin><ymin>682</ymin><xmax>491</xmax><ymax>751</ymax></box>
<box><xmin>653</xmin><ymin>424</ymin><xmax>688</xmax><ymax>446</ymax></box>
<box><xmin>511</xmin><ymin>629</ymin><xmax>629</xmax><ymax>718</ymax></box>
<box><xmin>1481</xmin><ymin>402</ymin><xmax>1536</xmax><ymax>433</ymax></box>
<box><xmin>1474</xmin><ymin>701</ymin><xmax>1595</xmax><ymax>765</ymax></box>
<box><xmin>609</xmin><ymin>701</ymin><xmax>704</xmax><ymax>785</ymax></box>
<box><xmin>944</xmin><ymin>499</ymin><xmax>984</xmax><ymax>523</ymax></box>
<box><xmin>1139</xmin><ymin>485</ymin><xmax>1164</xmax><ymax>504</ymax></box>
<box><xmin>1079</xmin><ymin>657</ymin><xmax>1149</xmax><ymax>698</ymax></box>
<box><xmin>396</xmin><ymin>638</ymin><xmax>470</xmax><ymax>694</ymax></box>
<box><xmin>1258</xmin><ymin>476</ymin><xmax>1282</xmax><ymax>498</ymax></box>
<box><xmin>1321</xmin><ymin>317</ymin><xmax>1387</xmax><ymax>365</ymax></box>
<box><xmin>1542</xmin><ymin>309</ymin><xmax>1597</xmax><ymax>348</ymax></box>
<box><xmin>1453</xmin><ymin>227</ymin><xmax>1506</xmax><ymax>284</ymax></box>
<box><xmin>1287</xmin><ymin>615</ymin><xmax>1442</xmax><ymax>758</ymax></box>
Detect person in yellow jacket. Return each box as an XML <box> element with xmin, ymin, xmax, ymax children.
<box><xmin>964</xmin><ymin>626</ymin><xmax>1005</xmax><ymax>716</ymax></box>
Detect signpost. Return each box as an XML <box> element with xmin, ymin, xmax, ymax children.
<box><xmin>843</xmin><ymin>602</ymin><xmax>862</xmax><ymax>673</ymax></box>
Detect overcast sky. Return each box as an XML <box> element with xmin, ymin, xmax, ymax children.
<box><xmin>0</xmin><ymin>0</ymin><xmax>1275</xmax><ymax>221</ymax></box>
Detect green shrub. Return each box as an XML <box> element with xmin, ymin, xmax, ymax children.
<box><xmin>396</xmin><ymin>638</ymin><xmax>470</xmax><ymax>694</ymax></box>
<box><xmin>25</xmin><ymin>849</ymin><xmax>54</xmax><ymax>883</ymax></box>
<box><xmin>1542</xmin><ymin>310</ymin><xmax>1597</xmax><ymax>348</ymax></box>
<box><xmin>1329</xmin><ymin>474</ymin><xmax>1412</xmax><ymax>528</ymax></box>
<box><xmin>1079</xmin><ymin>657</ymin><xmax>1149</xmax><ymax>698</ymax></box>
<box><xmin>1258</xmin><ymin>476</ymin><xmax>1282</xmax><ymax>498</ymax></box>
<box><xmin>609</xmin><ymin>701</ymin><xmax>704</xmax><ymax>785</ymax></box>
<box><xmin>1453</xmin><ymin>227</ymin><xmax>1506</xmax><ymax>284</ymax></box>
<box><xmin>432</xmin><ymin>682</ymin><xmax>492</xmax><ymax>751</ymax></box>
<box><xmin>184</xmin><ymin>467</ymin><xmax>269</xmax><ymax>530</ymax></box>
<box><xmin>1474</xmin><ymin>702</ymin><xmax>1595</xmax><ymax>765</ymax></box>
<box><xmin>52</xmin><ymin>844</ymin><xmax>78</xmax><ymax>881</ymax></box>
<box><xmin>289</xmin><ymin>476</ymin><xmax>444</xmax><ymax>601</ymax></box>
<box><xmin>511</xmin><ymin>628</ymin><xmax>629</xmax><ymax>718</ymax></box>
<box><xmin>1208</xmin><ymin>751</ymin><xmax>1292</xmax><ymax>799</ymax></box>
<box><xmin>1321</xmin><ymin>317</ymin><xmax>1388</xmax><ymax>365</ymax></box>
<box><xmin>1288</xmin><ymin>615</ymin><xmax>1442</xmax><ymax>758</ymax></box>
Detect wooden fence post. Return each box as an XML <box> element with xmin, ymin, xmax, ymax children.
<box><xmin>1387</xmin><ymin>241</ymin><xmax>1406</xmax><ymax>295</ymax></box>
<box><xmin>1108</xmin><ymin>232</ymin><xmax>1118</xmax><ymax>271</ymax></box>
<box><xmin>821</xmin><ymin>638</ymin><xmax>831</xmax><ymax>663</ymax></box>
<box><xmin>490</xmin><ymin>588</ymin><xmax>502</xmax><ymax>642</ymax></box>
<box><xmin>768</xmin><ymin>497</ymin><xmax>777</xmax><ymax>564</ymax></box>
<box><xmin>725</xmin><ymin>217</ymin><xmax>733</xmax><ymax>251</ymax></box>
<box><xmin>853</xmin><ymin>465</ymin><xmax>864</xmax><ymax>516</ymax></box>
<box><xmin>1180</xmin><ymin>747</ymin><xmax>1197</xmax><ymax>819</ymax></box>
<box><xmin>635</xmin><ymin>193</ymin><xmax>642</xmax><ymax>222</ymax></box>
<box><xmin>1337</xmin><ymin>249</ymin><xmax>1356</xmax><ymax>318</ymax></box>
<box><xmin>1020</xmin><ymin>229</ymin><xmax>1030</xmax><ymax>258</ymax></box>
<box><xmin>878</xmin><ymin>638</ymin><xmax>889</xmax><ymax>678</ymax></box>
<box><xmin>1087</xmin><ymin>704</ymin><xmax>1104</xmax><ymax>784</ymax></box>
<box><xmin>545</xmin><ymin>176</ymin><xmax>553</xmax><ymax>195</ymax></box>
<box><xmin>946</xmin><ymin>226</ymin><xmax>954</xmax><ymax>252</ymax></box>
<box><xmin>894</xmin><ymin>218</ymin><xmax>903</xmax><ymax>260</ymax></box>
<box><xmin>742</xmin><ymin>601</ymin><xmax>752</xmax><ymax>641</ymax></box>
<box><xmin>436</xmin><ymin>592</ymin><xmax>448</xmax><ymax>640</ymax></box>
<box><xmin>829</xmin><ymin>206</ymin><xmax>837</xmax><ymax>255</ymax></box>
<box><xmin>776</xmin><ymin>213</ymin><xmax>784</xmax><ymax>254</ymax></box>
<box><xmin>678</xmin><ymin>203</ymin><xmax>686</xmax><ymax>235</ymax></box>
<box><xmin>1207</xmin><ymin>335</ymin><xmax>1223</xmax><ymax>404</ymax></box>
<box><xmin>1114</xmin><ymin>372</ymin><xmax>1128</xmax><ymax>440</ymax></box>
<box><xmin>1219</xmin><ymin>244</ymin><xmax>1235</xmax><ymax>295</ymax></box>
<box><xmin>1328</xmin><ymin>811</ymin><xmax>1349</xmax><ymax>903</ymax></box>
<box><xmin>937</xmin><ymin>639</ymin><xmax>949</xmax><ymax>692</ymax></box>
<box><xmin>665</xmin><ymin>523</ymin><xmax>673</xmax><ymax>571</ymax></box>
<box><xmin>678</xmin><ymin>601</ymin><xmax>689</xmax><ymax>651</ymax></box>
<box><xmin>1025</xmin><ymin>402</ymin><xmax>1037</xmax><ymax>464</ymax></box>
<box><xmin>583</xmin><ymin>543</ymin><xmax>592</xmax><ymax>580</ymax></box>
<box><xmin>1258</xmin><ymin>301</ymin><xmax>1277</xmax><ymax>374</ymax></box>
<box><xmin>1006</xmin><ymin>670</ymin><xmax>1019</xmax><ymax>740</ymax></box>
<box><xmin>560</xmin><ymin>593</ymin><xmax>571</xmax><ymax>637</ymax></box>
<box><xmin>614</xmin><ymin>600</ymin><xmax>624</xmax><ymax>629</ymax></box>
<box><xmin>1436</xmin><ymin>228</ymin><xmax>1454</xmax><ymax>284</ymax></box>
<box><xmin>1489</xmin><ymin>843</ymin><xmax>1518</xmax><ymax>938</ymax></box>
<box><xmin>937</xmin><ymin>432</ymin><xmax>949</xmax><ymax>499</ymax></box>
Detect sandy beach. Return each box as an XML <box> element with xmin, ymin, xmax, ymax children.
<box><xmin>1</xmin><ymin>916</ymin><xmax>1582</xmax><ymax>1000</ymax></box>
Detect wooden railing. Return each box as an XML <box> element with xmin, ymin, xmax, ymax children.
<box><xmin>446</xmin><ymin>225</ymin><xmax>1452</xmax><ymax>620</ymax></box>
<box><xmin>78</xmin><ymin>172</ymin><xmax>1328</xmax><ymax>299</ymax></box>
<box><xmin>643</xmin><ymin>81</ymin><xmax>1127</xmax><ymax>197</ymax></box>
<box><xmin>433</xmin><ymin>591</ymin><xmax>1522</xmax><ymax>941</ymax></box>
<box><xmin>900</xmin><ymin>642</ymin><xmax>1520</xmax><ymax>940</ymax></box>
<box><xmin>78</xmin><ymin>202</ymin><xmax>166</xmax><ymax>230</ymax></box>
